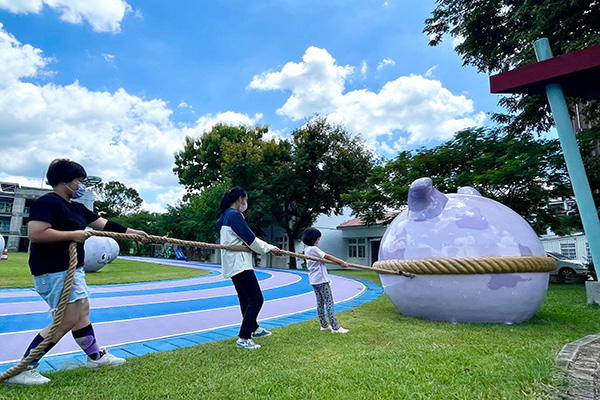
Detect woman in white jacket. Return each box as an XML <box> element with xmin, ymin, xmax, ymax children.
<box><xmin>215</xmin><ymin>187</ymin><xmax>280</xmax><ymax>349</ymax></box>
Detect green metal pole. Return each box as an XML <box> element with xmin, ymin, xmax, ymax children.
<box><xmin>534</xmin><ymin>38</ymin><xmax>600</xmax><ymax>280</ymax></box>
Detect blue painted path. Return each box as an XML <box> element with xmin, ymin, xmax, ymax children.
<box><xmin>0</xmin><ymin>257</ymin><xmax>382</xmax><ymax>374</ymax></box>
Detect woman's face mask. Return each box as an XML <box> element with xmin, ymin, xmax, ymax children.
<box><xmin>239</xmin><ymin>200</ymin><xmax>248</xmax><ymax>213</ymax></box>
<box><xmin>66</xmin><ymin>181</ymin><xmax>87</xmax><ymax>199</ymax></box>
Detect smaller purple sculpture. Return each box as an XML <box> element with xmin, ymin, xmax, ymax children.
<box><xmin>379</xmin><ymin>178</ymin><xmax>549</xmax><ymax>324</ymax></box>
<box><xmin>84</xmin><ymin>236</ymin><xmax>119</xmax><ymax>272</ymax></box>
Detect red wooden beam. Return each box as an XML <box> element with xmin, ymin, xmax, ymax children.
<box><xmin>490</xmin><ymin>44</ymin><xmax>600</xmax><ymax>99</ymax></box>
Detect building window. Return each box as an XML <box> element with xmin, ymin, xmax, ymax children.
<box><xmin>348</xmin><ymin>238</ymin><xmax>366</xmax><ymax>258</ymax></box>
<box><xmin>273</xmin><ymin>235</ymin><xmax>288</xmax><ymax>251</ymax></box>
<box><xmin>586</xmin><ymin>243</ymin><xmax>592</xmax><ymax>263</ymax></box>
<box><xmin>0</xmin><ymin>202</ymin><xmax>12</xmax><ymax>213</ymax></box>
<box><xmin>560</xmin><ymin>242</ymin><xmax>577</xmax><ymax>260</ymax></box>
<box><xmin>0</xmin><ymin>219</ymin><xmax>9</xmax><ymax>233</ymax></box>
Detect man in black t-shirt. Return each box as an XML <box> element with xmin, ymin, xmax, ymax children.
<box><xmin>7</xmin><ymin>159</ymin><xmax>148</xmax><ymax>386</ymax></box>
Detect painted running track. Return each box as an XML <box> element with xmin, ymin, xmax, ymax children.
<box><xmin>0</xmin><ymin>257</ymin><xmax>382</xmax><ymax>374</ymax></box>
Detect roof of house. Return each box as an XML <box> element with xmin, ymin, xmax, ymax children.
<box><xmin>336</xmin><ymin>211</ymin><xmax>400</xmax><ymax>229</ymax></box>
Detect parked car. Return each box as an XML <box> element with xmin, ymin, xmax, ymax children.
<box><xmin>586</xmin><ymin>262</ymin><xmax>597</xmax><ymax>281</ymax></box>
<box><xmin>546</xmin><ymin>252</ymin><xmax>589</xmax><ymax>281</ymax></box>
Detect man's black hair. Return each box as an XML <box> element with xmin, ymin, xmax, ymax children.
<box><xmin>46</xmin><ymin>159</ymin><xmax>87</xmax><ymax>187</ymax></box>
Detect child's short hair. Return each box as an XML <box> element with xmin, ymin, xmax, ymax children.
<box><xmin>46</xmin><ymin>159</ymin><xmax>87</xmax><ymax>187</ymax></box>
<box><xmin>301</xmin><ymin>227</ymin><xmax>321</xmax><ymax>246</ymax></box>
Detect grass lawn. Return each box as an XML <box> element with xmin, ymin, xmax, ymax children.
<box><xmin>0</xmin><ymin>268</ymin><xmax>598</xmax><ymax>399</ymax></box>
<box><xmin>0</xmin><ymin>252</ymin><xmax>209</xmax><ymax>288</ymax></box>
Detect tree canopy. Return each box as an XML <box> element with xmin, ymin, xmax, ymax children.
<box><xmin>92</xmin><ymin>181</ymin><xmax>143</xmax><ymax>219</ymax></box>
<box><xmin>424</xmin><ymin>0</ymin><xmax>600</xmax><ymax>135</ymax></box>
<box><xmin>344</xmin><ymin>127</ymin><xmax>577</xmax><ymax>235</ymax></box>
<box><xmin>173</xmin><ymin>117</ymin><xmax>374</xmax><ymax>267</ymax></box>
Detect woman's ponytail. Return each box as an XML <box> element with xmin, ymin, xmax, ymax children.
<box><xmin>219</xmin><ymin>186</ymin><xmax>247</xmax><ymax>214</ymax></box>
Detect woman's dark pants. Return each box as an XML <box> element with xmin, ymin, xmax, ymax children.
<box><xmin>231</xmin><ymin>269</ymin><xmax>264</xmax><ymax>339</ymax></box>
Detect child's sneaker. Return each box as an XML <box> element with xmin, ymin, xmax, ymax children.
<box><xmin>85</xmin><ymin>349</ymin><xmax>126</xmax><ymax>369</ymax></box>
<box><xmin>332</xmin><ymin>327</ymin><xmax>349</xmax><ymax>334</ymax></box>
<box><xmin>236</xmin><ymin>338</ymin><xmax>261</xmax><ymax>349</ymax></box>
<box><xmin>251</xmin><ymin>327</ymin><xmax>272</xmax><ymax>338</ymax></box>
<box><xmin>5</xmin><ymin>367</ymin><xmax>50</xmax><ymax>385</ymax></box>
<box><xmin>320</xmin><ymin>325</ymin><xmax>332</xmax><ymax>332</ymax></box>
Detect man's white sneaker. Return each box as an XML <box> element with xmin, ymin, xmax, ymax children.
<box><xmin>85</xmin><ymin>350</ymin><xmax>126</xmax><ymax>369</ymax></box>
<box><xmin>6</xmin><ymin>367</ymin><xmax>50</xmax><ymax>385</ymax></box>
<box><xmin>320</xmin><ymin>325</ymin><xmax>332</xmax><ymax>332</ymax></box>
<box><xmin>332</xmin><ymin>327</ymin><xmax>349</xmax><ymax>334</ymax></box>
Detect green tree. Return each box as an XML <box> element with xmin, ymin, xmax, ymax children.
<box><xmin>345</xmin><ymin>127</ymin><xmax>576</xmax><ymax>234</ymax></box>
<box><xmin>158</xmin><ymin>183</ymin><xmax>227</xmax><ymax>243</ymax></box>
<box><xmin>173</xmin><ymin>117</ymin><xmax>374</xmax><ymax>268</ymax></box>
<box><xmin>423</xmin><ymin>0</ymin><xmax>600</xmax><ymax>135</ymax></box>
<box><xmin>576</xmin><ymin>126</ymin><xmax>600</xmax><ymax>211</ymax></box>
<box><xmin>173</xmin><ymin>124</ymin><xmax>270</xmax><ymax>195</ymax></box>
<box><xmin>92</xmin><ymin>181</ymin><xmax>143</xmax><ymax>219</ymax></box>
<box><xmin>111</xmin><ymin>211</ymin><xmax>162</xmax><ymax>256</ymax></box>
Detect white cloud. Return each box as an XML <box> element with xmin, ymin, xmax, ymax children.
<box><xmin>141</xmin><ymin>187</ymin><xmax>186</xmax><ymax>213</ymax></box>
<box><xmin>186</xmin><ymin>111</ymin><xmax>264</xmax><ymax>136</ymax></box>
<box><xmin>360</xmin><ymin>60</ymin><xmax>367</xmax><ymax>79</ymax></box>
<box><xmin>102</xmin><ymin>53</ymin><xmax>115</xmax><ymax>62</ymax></box>
<box><xmin>377</xmin><ymin>58</ymin><xmax>395</xmax><ymax>70</ymax></box>
<box><xmin>425</xmin><ymin>65</ymin><xmax>438</xmax><ymax>77</ymax></box>
<box><xmin>133</xmin><ymin>7</ymin><xmax>143</xmax><ymax>19</ymax></box>
<box><xmin>0</xmin><ymin>23</ymin><xmax>48</xmax><ymax>86</ymax></box>
<box><xmin>0</xmin><ymin>0</ymin><xmax>131</xmax><ymax>33</ymax></box>
<box><xmin>250</xmin><ymin>46</ymin><xmax>485</xmax><ymax>147</ymax></box>
<box><xmin>0</xmin><ymin>25</ymin><xmax>264</xmax><ymax>210</ymax></box>
<box><xmin>249</xmin><ymin>46</ymin><xmax>354</xmax><ymax>120</ymax></box>
<box><xmin>452</xmin><ymin>35</ymin><xmax>466</xmax><ymax>48</ymax></box>
<box><xmin>177</xmin><ymin>100</ymin><xmax>196</xmax><ymax>116</ymax></box>
<box><xmin>0</xmin><ymin>174</ymin><xmax>51</xmax><ymax>189</ymax></box>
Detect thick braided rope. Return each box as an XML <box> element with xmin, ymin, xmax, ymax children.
<box><xmin>90</xmin><ymin>231</ymin><xmax>410</xmax><ymax>276</ymax></box>
<box><xmin>91</xmin><ymin>231</ymin><xmax>252</xmax><ymax>253</ymax></box>
<box><xmin>0</xmin><ymin>242</ymin><xmax>78</xmax><ymax>382</ymax></box>
<box><xmin>275</xmin><ymin>249</ymin><xmax>413</xmax><ymax>277</ymax></box>
<box><xmin>374</xmin><ymin>255</ymin><xmax>556</xmax><ymax>275</ymax></box>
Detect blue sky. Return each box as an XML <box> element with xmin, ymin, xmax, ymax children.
<box><xmin>0</xmin><ymin>0</ymin><xmax>504</xmax><ymax>212</ymax></box>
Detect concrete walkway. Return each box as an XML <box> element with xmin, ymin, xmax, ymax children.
<box><xmin>556</xmin><ymin>333</ymin><xmax>600</xmax><ymax>399</ymax></box>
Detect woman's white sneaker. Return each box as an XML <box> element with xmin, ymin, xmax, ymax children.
<box><xmin>320</xmin><ymin>325</ymin><xmax>332</xmax><ymax>332</ymax></box>
<box><xmin>236</xmin><ymin>338</ymin><xmax>261</xmax><ymax>349</ymax></box>
<box><xmin>85</xmin><ymin>350</ymin><xmax>126</xmax><ymax>369</ymax></box>
<box><xmin>332</xmin><ymin>327</ymin><xmax>349</xmax><ymax>334</ymax></box>
<box><xmin>251</xmin><ymin>327</ymin><xmax>272</xmax><ymax>338</ymax></box>
<box><xmin>6</xmin><ymin>367</ymin><xmax>50</xmax><ymax>385</ymax></box>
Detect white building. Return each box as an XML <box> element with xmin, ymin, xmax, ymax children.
<box><xmin>540</xmin><ymin>232</ymin><xmax>591</xmax><ymax>262</ymax></box>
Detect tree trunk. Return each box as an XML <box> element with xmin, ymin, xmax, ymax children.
<box><xmin>286</xmin><ymin>230</ymin><xmax>297</xmax><ymax>269</ymax></box>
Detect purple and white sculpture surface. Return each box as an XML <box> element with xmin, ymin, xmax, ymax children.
<box><xmin>379</xmin><ymin>177</ymin><xmax>548</xmax><ymax>324</ymax></box>
<box><xmin>84</xmin><ymin>236</ymin><xmax>119</xmax><ymax>272</ymax></box>
<box><xmin>107</xmin><ymin>237</ymin><xmax>120</xmax><ymax>263</ymax></box>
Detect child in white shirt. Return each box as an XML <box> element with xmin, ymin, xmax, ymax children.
<box><xmin>302</xmin><ymin>227</ymin><xmax>349</xmax><ymax>333</ymax></box>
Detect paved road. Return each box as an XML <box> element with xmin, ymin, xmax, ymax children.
<box><xmin>0</xmin><ymin>258</ymin><xmax>381</xmax><ymax>374</ymax></box>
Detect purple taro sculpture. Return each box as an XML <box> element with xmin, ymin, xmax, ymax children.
<box><xmin>378</xmin><ymin>177</ymin><xmax>549</xmax><ymax>324</ymax></box>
